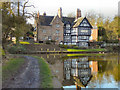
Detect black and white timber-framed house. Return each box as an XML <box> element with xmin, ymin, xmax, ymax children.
<box><xmin>63</xmin><ymin>9</ymin><xmax>93</xmax><ymax>47</ymax></box>
<box><xmin>34</xmin><ymin>8</ymin><xmax>94</xmax><ymax>47</ymax></box>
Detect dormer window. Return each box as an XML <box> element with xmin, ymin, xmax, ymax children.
<box><xmin>66</xmin><ymin>24</ymin><xmax>70</xmax><ymax>29</ymax></box>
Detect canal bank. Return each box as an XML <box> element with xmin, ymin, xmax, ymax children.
<box><xmin>8</xmin><ymin>43</ymin><xmax>108</xmax><ymax>54</ymax></box>
<box><xmin>32</xmin><ymin>56</ymin><xmax>53</xmax><ymax>88</ymax></box>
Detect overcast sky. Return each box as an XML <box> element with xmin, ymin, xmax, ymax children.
<box><xmin>26</xmin><ymin>0</ymin><xmax>119</xmax><ymax>24</ymax></box>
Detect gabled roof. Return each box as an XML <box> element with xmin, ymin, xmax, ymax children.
<box><xmin>73</xmin><ymin>74</ymin><xmax>92</xmax><ymax>88</ymax></box>
<box><xmin>62</xmin><ymin>17</ymin><xmax>75</xmax><ymax>25</ymax></box>
<box><xmin>73</xmin><ymin>17</ymin><xmax>92</xmax><ymax>28</ymax></box>
<box><xmin>38</xmin><ymin>15</ymin><xmax>75</xmax><ymax>26</ymax></box>
<box><xmin>73</xmin><ymin>17</ymin><xmax>84</xmax><ymax>28</ymax></box>
<box><xmin>38</xmin><ymin>15</ymin><xmax>92</xmax><ymax>28</ymax></box>
<box><xmin>39</xmin><ymin>15</ymin><xmax>54</xmax><ymax>26</ymax></box>
<box><xmin>50</xmin><ymin>15</ymin><xmax>59</xmax><ymax>25</ymax></box>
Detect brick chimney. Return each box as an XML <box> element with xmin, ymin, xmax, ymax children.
<box><xmin>37</xmin><ymin>11</ymin><xmax>40</xmax><ymax>18</ymax></box>
<box><xmin>58</xmin><ymin>7</ymin><xmax>62</xmax><ymax>18</ymax></box>
<box><xmin>43</xmin><ymin>12</ymin><xmax>46</xmax><ymax>16</ymax></box>
<box><xmin>76</xmin><ymin>9</ymin><xmax>81</xmax><ymax>19</ymax></box>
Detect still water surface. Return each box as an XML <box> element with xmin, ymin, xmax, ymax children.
<box><xmin>35</xmin><ymin>53</ymin><xmax>120</xmax><ymax>89</ymax></box>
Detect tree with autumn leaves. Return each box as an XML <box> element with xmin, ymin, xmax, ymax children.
<box><xmin>86</xmin><ymin>11</ymin><xmax>120</xmax><ymax>42</ymax></box>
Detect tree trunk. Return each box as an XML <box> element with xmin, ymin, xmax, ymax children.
<box><xmin>16</xmin><ymin>36</ymin><xmax>19</xmax><ymax>45</ymax></box>
<box><xmin>17</xmin><ymin>0</ymin><xmax>20</xmax><ymax>16</ymax></box>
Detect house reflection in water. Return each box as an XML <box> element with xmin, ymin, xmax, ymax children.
<box><xmin>63</xmin><ymin>57</ymin><xmax>98</xmax><ymax>89</ymax></box>
<box><xmin>89</xmin><ymin>61</ymin><xmax>98</xmax><ymax>80</ymax></box>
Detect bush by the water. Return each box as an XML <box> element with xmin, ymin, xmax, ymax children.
<box><xmin>59</xmin><ymin>44</ymin><xmax>68</xmax><ymax>48</ymax></box>
<box><xmin>8</xmin><ymin>44</ymin><xmax>26</xmax><ymax>54</ymax></box>
<box><xmin>46</xmin><ymin>40</ymin><xmax>51</xmax><ymax>44</ymax></box>
<box><xmin>106</xmin><ymin>46</ymin><xmax>120</xmax><ymax>52</ymax></box>
<box><xmin>59</xmin><ymin>44</ymin><xmax>88</xmax><ymax>49</ymax></box>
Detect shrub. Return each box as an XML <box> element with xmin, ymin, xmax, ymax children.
<box><xmin>59</xmin><ymin>45</ymin><xmax>68</xmax><ymax>49</ymax></box>
<box><xmin>73</xmin><ymin>46</ymin><xmax>79</xmax><ymax>49</ymax></box>
<box><xmin>51</xmin><ymin>40</ymin><xmax>56</xmax><ymax>42</ymax></box>
<box><xmin>46</xmin><ymin>40</ymin><xmax>51</xmax><ymax>44</ymax></box>
<box><xmin>2</xmin><ymin>49</ymin><xmax>5</xmax><ymax>56</ymax></box>
<box><xmin>8</xmin><ymin>44</ymin><xmax>26</xmax><ymax>54</ymax></box>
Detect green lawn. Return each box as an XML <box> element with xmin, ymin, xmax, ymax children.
<box><xmin>2</xmin><ymin>49</ymin><xmax>5</xmax><ymax>56</ymax></box>
<box><xmin>67</xmin><ymin>53</ymin><xmax>104</xmax><ymax>57</ymax></box>
<box><xmin>19</xmin><ymin>41</ymin><xmax>30</xmax><ymax>44</ymax></box>
<box><xmin>67</xmin><ymin>48</ymin><xmax>105</xmax><ymax>52</ymax></box>
<box><xmin>33</xmin><ymin>56</ymin><xmax>53</xmax><ymax>88</ymax></box>
<box><xmin>2</xmin><ymin>58</ymin><xmax>25</xmax><ymax>81</ymax></box>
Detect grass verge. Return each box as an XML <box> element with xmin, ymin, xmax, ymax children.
<box><xmin>67</xmin><ymin>48</ymin><xmax>105</xmax><ymax>52</ymax></box>
<box><xmin>67</xmin><ymin>53</ymin><xmax>104</xmax><ymax>57</ymax></box>
<box><xmin>19</xmin><ymin>41</ymin><xmax>30</xmax><ymax>44</ymax></box>
<box><xmin>2</xmin><ymin>58</ymin><xmax>25</xmax><ymax>81</ymax></box>
<box><xmin>33</xmin><ymin>56</ymin><xmax>53</xmax><ymax>88</ymax></box>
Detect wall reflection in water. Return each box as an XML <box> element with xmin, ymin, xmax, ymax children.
<box><xmin>63</xmin><ymin>57</ymin><xmax>98</xmax><ymax>89</ymax></box>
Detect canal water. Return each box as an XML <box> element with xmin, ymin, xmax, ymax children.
<box><xmin>35</xmin><ymin>53</ymin><xmax>120</xmax><ymax>89</ymax></box>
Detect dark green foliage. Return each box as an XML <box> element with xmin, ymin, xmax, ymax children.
<box><xmin>46</xmin><ymin>40</ymin><xmax>51</xmax><ymax>44</ymax></box>
<box><xmin>8</xmin><ymin>44</ymin><xmax>26</xmax><ymax>54</ymax></box>
<box><xmin>73</xmin><ymin>46</ymin><xmax>79</xmax><ymax>49</ymax></box>
<box><xmin>106</xmin><ymin>40</ymin><xmax>119</xmax><ymax>43</ymax></box>
<box><xmin>59</xmin><ymin>44</ymin><xmax>68</xmax><ymax>49</ymax></box>
<box><xmin>1</xmin><ymin>2</ymin><xmax>32</xmax><ymax>44</ymax></box>
<box><xmin>98</xmin><ymin>26</ymin><xmax>108</xmax><ymax>42</ymax></box>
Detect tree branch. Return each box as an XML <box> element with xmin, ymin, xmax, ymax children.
<box><xmin>22</xmin><ymin>0</ymin><xmax>35</xmax><ymax>17</ymax></box>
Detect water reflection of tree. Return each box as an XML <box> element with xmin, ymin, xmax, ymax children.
<box><xmin>97</xmin><ymin>61</ymin><xmax>119</xmax><ymax>82</ymax></box>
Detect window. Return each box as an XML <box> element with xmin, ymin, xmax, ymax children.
<box><xmin>56</xmin><ymin>30</ymin><xmax>60</xmax><ymax>34</ymax></box>
<box><xmin>56</xmin><ymin>37</ymin><xmax>59</xmax><ymax>40</ymax></box>
<box><xmin>83</xmin><ymin>20</ymin><xmax>87</xmax><ymax>23</ymax></box>
<box><xmin>65</xmin><ymin>36</ymin><xmax>70</xmax><ymax>40</ymax></box>
<box><xmin>48</xmin><ymin>36</ymin><xmax>52</xmax><ymax>40</ymax></box>
<box><xmin>89</xmin><ymin>36</ymin><xmax>93</xmax><ymax>40</ymax></box>
<box><xmin>71</xmin><ymin>28</ymin><xmax>77</xmax><ymax>35</ymax></box>
<box><xmin>64</xmin><ymin>36</ymin><xmax>71</xmax><ymax>42</ymax></box>
<box><xmin>72</xmin><ymin>43</ymin><xmax>76</xmax><ymax>45</ymax></box>
<box><xmin>56</xmin><ymin>24</ymin><xmax>60</xmax><ymax>28</ymax></box>
<box><xmin>66</xmin><ymin>30</ymin><xmax>70</xmax><ymax>33</ymax></box>
<box><xmin>42</xmin><ymin>30</ymin><xmax>46</xmax><ymax>33</ymax></box>
<box><xmin>72</xmin><ymin>36</ymin><xmax>77</xmax><ymax>42</ymax></box>
<box><xmin>79</xmin><ymin>42</ymin><xmax>88</xmax><ymax>46</ymax></box>
<box><xmin>66</xmin><ymin>24</ymin><xmax>70</xmax><ymax>29</ymax></box>
<box><xmin>80</xmin><ymin>20</ymin><xmax>90</xmax><ymax>27</ymax></box>
<box><xmin>81</xmin><ymin>36</ymin><xmax>87</xmax><ymax>39</ymax></box>
<box><xmin>42</xmin><ymin>37</ymin><xmax>46</xmax><ymax>40</ymax></box>
<box><xmin>78</xmin><ymin>36</ymin><xmax>88</xmax><ymax>40</ymax></box>
<box><xmin>81</xmin><ymin>30</ymin><xmax>88</xmax><ymax>33</ymax></box>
